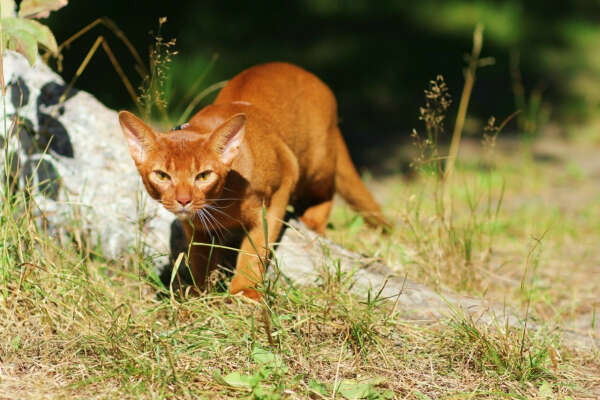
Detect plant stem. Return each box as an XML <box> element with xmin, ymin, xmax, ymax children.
<box><xmin>444</xmin><ymin>24</ymin><xmax>484</xmax><ymax>181</ymax></box>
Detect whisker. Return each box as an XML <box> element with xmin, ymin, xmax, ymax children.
<box><xmin>205</xmin><ymin>209</ymin><xmax>229</xmax><ymax>241</ymax></box>
<box><xmin>204</xmin><ymin>198</ymin><xmax>241</xmax><ymax>202</ymax></box>
<box><xmin>202</xmin><ymin>203</ymin><xmax>230</xmax><ymax>210</ymax></box>
<box><xmin>201</xmin><ymin>207</ymin><xmax>224</xmax><ymax>243</ymax></box>
<box><xmin>203</xmin><ymin>211</ymin><xmax>222</xmax><ymax>242</ymax></box>
<box><xmin>204</xmin><ymin>206</ymin><xmax>230</xmax><ymax>235</ymax></box>
<box><xmin>205</xmin><ymin>205</ymin><xmax>232</xmax><ymax>219</ymax></box>
<box><xmin>195</xmin><ymin>209</ymin><xmax>211</xmax><ymax>240</ymax></box>
<box><xmin>201</xmin><ymin>208</ymin><xmax>217</xmax><ymax>238</ymax></box>
<box><xmin>205</xmin><ymin>204</ymin><xmax>245</xmax><ymax>225</ymax></box>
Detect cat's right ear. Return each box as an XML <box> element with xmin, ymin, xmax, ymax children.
<box><xmin>209</xmin><ymin>113</ymin><xmax>246</xmax><ymax>166</ymax></box>
<box><xmin>118</xmin><ymin>111</ymin><xmax>156</xmax><ymax>164</ymax></box>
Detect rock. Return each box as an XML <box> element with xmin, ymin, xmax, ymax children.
<box><xmin>276</xmin><ymin>221</ymin><xmax>600</xmax><ymax>351</ymax></box>
<box><xmin>0</xmin><ymin>50</ymin><xmax>176</xmax><ymax>266</ymax></box>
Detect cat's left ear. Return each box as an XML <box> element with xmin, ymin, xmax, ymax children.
<box><xmin>209</xmin><ymin>113</ymin><xmax>246</xmax><ymax>165</ymax></box>
<box><xmin>118</xmin><ymin>111</ymin><xmax>157</xmax><ymax>164</ymax></box>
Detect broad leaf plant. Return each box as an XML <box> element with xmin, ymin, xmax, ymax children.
<box><xmin>0</xmin><ymin>0</ymin><xmax>67</xmax><ymax>65</ymax></box>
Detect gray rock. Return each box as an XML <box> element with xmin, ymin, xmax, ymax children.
<box><xmin>0</xmin><ymin>50</ymin><xmax>175</xmax><ymax>266</ymax></box>
<box><xmin>276</xmin><ymin>221</ymin><xmax>600</xmax><ymax>351</ymax></box>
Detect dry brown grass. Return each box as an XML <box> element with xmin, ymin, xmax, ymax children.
<box><xmin>1</xmin><ymin>135</ymin><xmax>600</xmax><ymax>399</ymax></box>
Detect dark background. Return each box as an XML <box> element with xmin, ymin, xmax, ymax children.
<box><xmin>45</xmin><ymin>0</ymin><xmax>600</xmax><ymax>171</ymax></box>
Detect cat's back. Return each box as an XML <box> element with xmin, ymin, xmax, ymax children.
<box><xmin>214</xmin><ymin>62</ymin><xmax>338</xmax><ymax>145</ymax></box>
<box><xmin>215</xmin><ymin>62</ymin><xmax>336</xmax><ymax>111</ymax></box>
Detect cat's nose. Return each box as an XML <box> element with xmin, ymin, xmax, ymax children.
<box><xmin>176</xmin><ymin>197</ymin><xmax>191</xmax><ymax>207</ymax></box>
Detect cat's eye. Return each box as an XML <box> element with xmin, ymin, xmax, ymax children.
<box><xmin>195</xmin><ymin>170</ymin><xmax>212</xmax><ymax>182</ymax></box>
<box><xmin>154</xmin><ymin>170</ymin><xmax>171</xmax><ymax>182</ymax></box>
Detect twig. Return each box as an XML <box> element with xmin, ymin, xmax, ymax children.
<box><xmin>444</xmin><ymin>23</ymin><xmax>493</xmax><ymax>181</ymax></box>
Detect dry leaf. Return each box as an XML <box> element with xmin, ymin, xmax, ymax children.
<box><xmin>18</xmin><ymin>0</ymin><xmax>67</xmax><ymax>19</ymax></box>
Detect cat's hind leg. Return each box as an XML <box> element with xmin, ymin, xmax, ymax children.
<box><xmin>298</xmin><ymin>174</ymin><xmax>335</xmax><ymax>234</ymax></box>
<box><xmin>299</xmin><ymin>198</ymin><xmax>333</xmax><ymax>234</ymax></box>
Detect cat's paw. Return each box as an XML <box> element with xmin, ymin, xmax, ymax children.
<box><xmin>238</xmin><ymin>288</ymin><xmax>263</xmax><ymax>302</ymax></box>
<box><xmin>230</xmin><ymin>282</ymin><xmax>263</xmax><ymax>302</ymax></box>
<box><xmin>299</xmin><ymin>215</ymin><xmax>327</xmax><ymax>234</ymax></box>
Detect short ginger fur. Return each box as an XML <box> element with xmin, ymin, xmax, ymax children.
<box><xmin>119</xmin><ymin>62</ymin><xmax>390</xmax><ymax>300</ymax></box>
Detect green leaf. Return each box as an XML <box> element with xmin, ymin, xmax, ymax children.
<box><xmin>252</xmin><ymin>385</ymin><xmax>280</xmax><ymax>400</ymax></box>
<box><xmin>308</xmin><ymin>379</ymin><xmax>328</xmax><ymax>396</ymax></box>
<box><xmin>18</xmin><ymin>0</ymin><xmax>67</xmax><ymax>19</ymax></box>
<box><xmin>11</xmin><ymin>335</ymin><xmax>20</xmax><ymax>350</ymax></box>
<box><xmin>364</xmin><ymin>377</ymin><xmax>386</xmax><ymax>386</ymax></box>
<box><xmin>538</xmin><ymin>381</ymin><xmax>553</xmax><ymax>399</ymax></box>
<box><xmin>252</xmin><ymin>348</ymin><xmax>277</xmax><ymax>365</ymax></box>
<box><xmin>0</xmin><ymin>0</ymin><xmax>16</xmax><ymax>18</ymax></box>
<box><xmin>0</xmin><ymin>17</ymin><xmax>58</xmax><ymax>56</ymax></box>
<box><xmin>222</xmin><ymin>372</ymin><xmax>257</xmax><ymax>389</ymax></box>
<box><xmin>211</xmin><ymin>370</ymin><xmax>228</xmax><ymax>386</ymax></box>
<box><xmin>5</xmin><ymin>30</ymin><xmax>37</xmax><ymax>65</ymax></box>
<box><xmin>338</xmin><ymin>380</ymin><xmax>372</xmax><ymax>399</ymax></box>
<box><xmin>252</xmin><ymin>348</ymin><xmax>286</xmax><ymax>372</ymax></box>
<box><xmin>337</xmin><ymin>378</ymin><xmax>389</xmax><ymax>400</ymax></box>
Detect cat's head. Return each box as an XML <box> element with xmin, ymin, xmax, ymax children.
<box><xmin>118</xmin><ymin>111</ymin><xmax>245</xmax><ymax>220</ymax></box>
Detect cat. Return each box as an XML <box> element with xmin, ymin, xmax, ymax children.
<box><xmin>118</xmin><ymin>62</ymin><xmax>390</xmax><ymax>300</ymax></box>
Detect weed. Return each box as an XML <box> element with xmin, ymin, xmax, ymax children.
<box><xmin>410</xmin><ymin>74</ymin><xmax>452</xmax><ymax>178</ymax></box>
<box><xmin>407</xmin><ymin>80</ymin><xmax>508</xmax><ymax>292</ymax></box>
<box><xmin>448</xmin><ymin>310</ymin><xmax>555</xmax><ymax>383</ymax></box>
<box><xmin>137</xmin><ymin>17</ymin><xmax>177</xmax><ymax>123</ymax></box>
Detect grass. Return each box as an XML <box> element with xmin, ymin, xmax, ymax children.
<box><xmin>331</xmin><ymin>135</ymin><xmax>600</xmax><ymax>307</ymax></box>
<box><xmin>1</xmin><ymin>127</ymin><xmax>599</xmax><ymax>399</ymax></box>
<box><xmin>0</xmin><ymin>208</ymin><xmax>597</xmax><ymax>399</ymax></box>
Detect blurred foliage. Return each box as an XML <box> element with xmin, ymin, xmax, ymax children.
<box><xmin>0</xmin><ymin>0</ymin><xmax>64</xmax><ymax>65</ymax></box>
<box><xmin>45</xmin><ymin>0</ymin><xmax>600</xmax><ymax>168</ymax></box>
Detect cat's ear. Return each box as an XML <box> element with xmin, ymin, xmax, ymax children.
<box><xmin>209</xmin><ymin>113</ymin><xmax>246</xmax><ymax>165</ymax></box>
<box><xmin>118</xmin><ymin>111</ymin><xmax>157</xmax><ymax>164</ymax></box>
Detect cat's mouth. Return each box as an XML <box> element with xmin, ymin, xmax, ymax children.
<box><xmin>173</xmin><ymin>208</ymin><xmax>195</xmax><ymax>220</ymax></box>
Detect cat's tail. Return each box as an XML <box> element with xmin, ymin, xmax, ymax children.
<box><xmin>333</xmin><ymin>127</ymin><xmax>392</xmax><ymax>231</ymax></box>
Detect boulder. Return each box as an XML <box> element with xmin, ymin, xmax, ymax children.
<box><xmin>0</xmin><ymin>50</ymin><xmax>175</xmax><ymax>266</ymax></box>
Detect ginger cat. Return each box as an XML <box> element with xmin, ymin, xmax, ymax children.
<box><xmin>118</xmin><ymin>62</ymin><xmax>390</xmax><ymax>300</ymax></box>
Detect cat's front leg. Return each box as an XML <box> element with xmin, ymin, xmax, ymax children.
<box><xmin>181</xmin><ymin>221</ymin><xmax>222</xmax><ymax>290</ymax></box>
<box><xmin>230</xmin><ymin>184</ymin><xmax>293</xmax><ymax>300</ymax></box>
<box><xmin>229</xmin><ymin>226</ymin><xmax>270</xmax><ymax>301</ymax></box>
